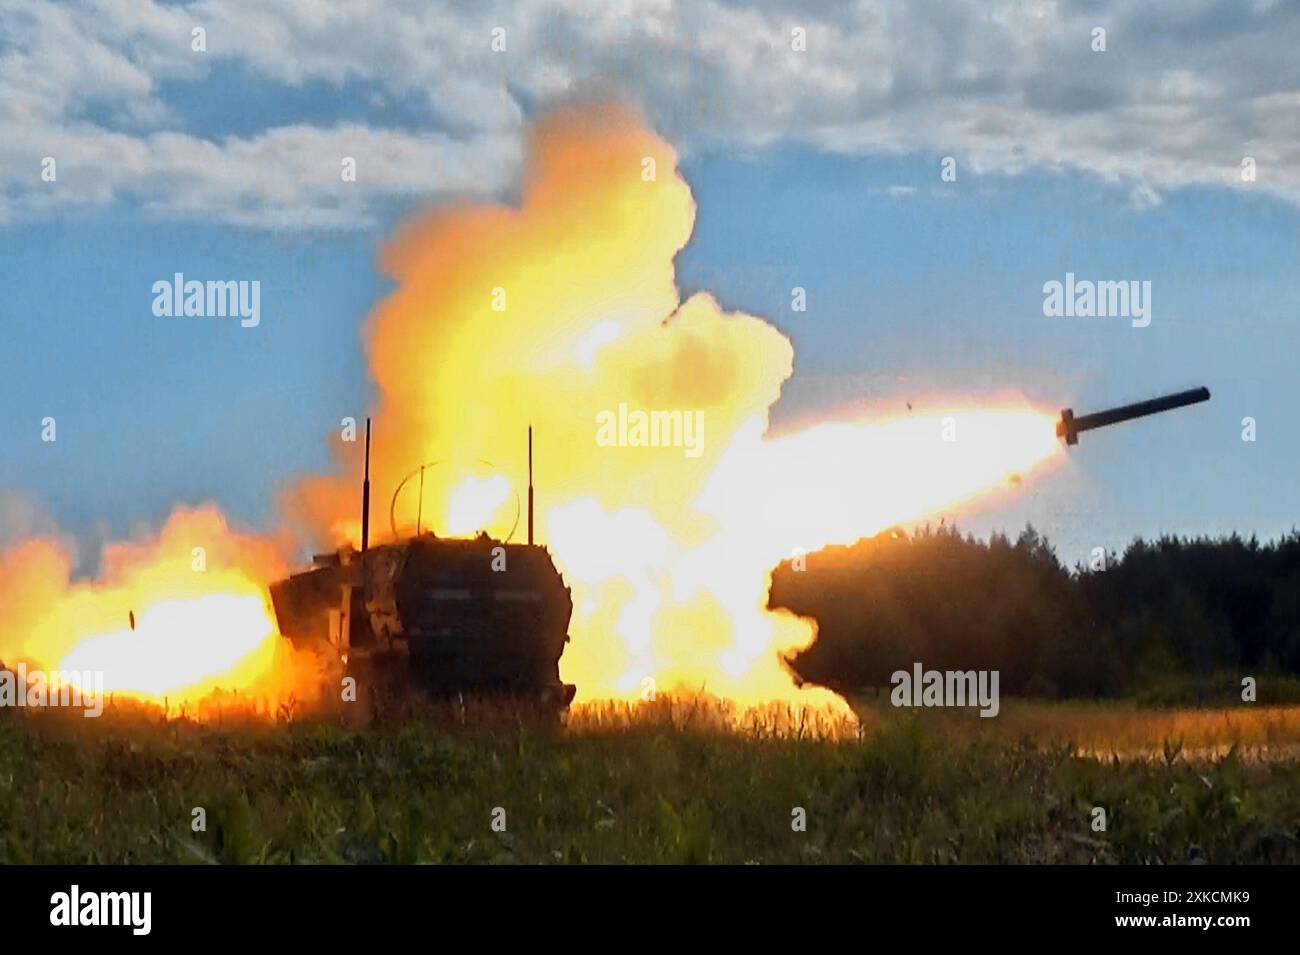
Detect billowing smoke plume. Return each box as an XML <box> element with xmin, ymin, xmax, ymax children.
<box><xmin>286</xmin><ymin>102</ymin><xmax>1062</xmax><ymax>706</ymax></box>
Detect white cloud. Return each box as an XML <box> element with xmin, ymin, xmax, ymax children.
<box><xmin>1128</xmin><ymin>183</ymin><xmax>1163</xmax><ymax>210</ymax></box>
<box><xmin>3</xmin><ymin>0</ymin><xmax>1299</xmax><ymax>228</ymax></box>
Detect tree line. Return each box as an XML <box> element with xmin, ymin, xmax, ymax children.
<box><xmin>768</xmin><ymin>524</ymin><xmax>1300</xmax><ymax>702</ymax></box>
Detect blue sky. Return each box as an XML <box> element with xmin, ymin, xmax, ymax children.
<box><xmin>3</xmin><ymin>0</ymin><xmax>1299</xmax><ymax>569</ymax></box>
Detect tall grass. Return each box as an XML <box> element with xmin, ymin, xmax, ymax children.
<box><xmin>2</xmin><ymin>696</ymin><xmax>1297</xmax><ymax>864</ymax></box>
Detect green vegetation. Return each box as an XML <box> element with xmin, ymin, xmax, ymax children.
<box><xmin>3</xmin><ymin>698</ymin><xmax>1298</xmax><ymax>864</ymax></box>
<box><xmin>772</xmin><ymin>525</ymin><xmax>1300</xmax><ymax>702</ymax></box>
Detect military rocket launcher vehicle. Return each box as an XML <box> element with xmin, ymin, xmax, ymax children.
<box><xmin>269</xmin><ymin>423</ymin><xmax>576</xmax><ymax>708</ymax></box>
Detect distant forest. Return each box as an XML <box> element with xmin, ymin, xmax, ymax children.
<box><xmin>768</xmin><ymin>525</ymin><xmax>1300</xmax><ymax>703</ymax></box>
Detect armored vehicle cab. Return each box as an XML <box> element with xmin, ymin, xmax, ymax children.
<box><xmin>270</xmin><ymin>533</ymin><xmax>574</xmax><ymax>706</ymax></box>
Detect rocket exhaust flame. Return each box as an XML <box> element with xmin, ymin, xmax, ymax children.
<box><xmin>2</xmin><ymin>104</ymin><xmax>1064</xmax><ymax>719</ymax></box>
<box><xmin>0</xmin><ymin>507</ymin><xmax>315</xmax><ymax>713</ymax></box>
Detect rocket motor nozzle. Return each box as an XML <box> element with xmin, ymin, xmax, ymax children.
<box><xmin>1056</xmin><ymin>409</ymin><xmax>1078</xmax><ymax>445</ymax></box>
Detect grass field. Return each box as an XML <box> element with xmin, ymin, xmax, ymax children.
<box><xmin>2</xmin><ymin>697</ymin><xmax>1298</xmax><ymax>864</ymax></box>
